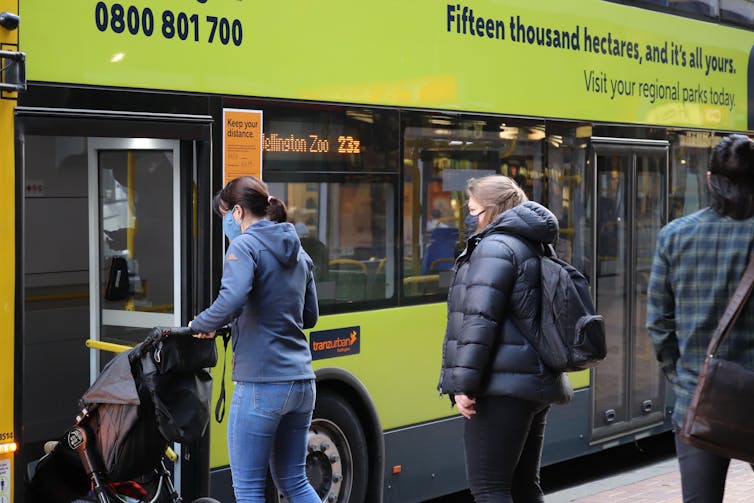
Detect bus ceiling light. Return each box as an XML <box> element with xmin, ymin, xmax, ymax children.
<box><xmin>0</xmin><ymin>441</ymin><xmax>17</xmax><ymax>454</ymax></box>
<box><xmin>0</xmin><ymin>12</ymin><xmax>20</xmax><ymax>30</ymax></box>
<box><xmin>499</xmin><ymin>127</ymin><xmax>518</xmax><ymax>140</ymax></box>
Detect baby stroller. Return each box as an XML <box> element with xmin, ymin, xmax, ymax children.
<box><xmin>26</xmin><ymin>326</ymin><xmax>226</xmax><ymax>503</ymax></box>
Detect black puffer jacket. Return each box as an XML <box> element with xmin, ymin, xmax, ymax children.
<box><xmin>438</xmin><ymin>201</ymin><xmax>569</xmax><ymax>404</ymax></box>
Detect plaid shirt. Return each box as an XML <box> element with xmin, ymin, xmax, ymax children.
<box><xmin>647</xmin><ymin>207</ymin><xmax>754</xmax><ymax>428</ymax></box>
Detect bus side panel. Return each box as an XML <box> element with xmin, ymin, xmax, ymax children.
<box><xmin>1</xmin><ymin>1</ymin><xmax>19</xmax><ymax>499</ymax></box>
<box><xmin>383</xmin><ymin>418</ymin><xmax>466</xmax><ymax>502</ymax></box>
<box><xmin>541</xmin><ymin>388</ymin><xmax>593</xmax><ymax>466</ymax></box>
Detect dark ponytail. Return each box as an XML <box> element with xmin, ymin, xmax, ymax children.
<box><xmin>218</xmin><ymin>175</ymin><xmax>288</xmax><ymax>223</ymax></box>
<box><xmin>265</xmin><ymin>196</ymin><xmax>288</xmax><ymax>223</ymax></box>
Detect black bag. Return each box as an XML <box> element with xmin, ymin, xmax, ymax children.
<box><xmin>680</xmin><ymin>251</ymin><xmax>754</xmax><ymax>463</ymax></box>
<box><xmin>140</xmin><ymin>335</ymin><xmax>217</xmax><ymax>443</ymax></box>
<box><xmin>149</xmin><ymin>369</ymin><xmax>214</xmax><ymax>444</ymax></box>
<box><xmin>153</xmin><ymin>335</ymin><xmax>218</xmax><ymax>373</ymax></box>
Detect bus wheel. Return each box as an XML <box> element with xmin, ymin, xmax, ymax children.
<box><xmin>307</xmin><ymin>392</ymin><xmax>368</xmax><ymax>503</ymax></box>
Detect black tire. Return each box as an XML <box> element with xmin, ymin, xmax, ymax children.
<box><xmin>308</xmin><ymin>392</ymin><xmax>368</xmax><ymax>503</ymax></box>
<box><xmin>264</xmin><ymin>392</ymin><xmax>369</xmax><ymax>503</ymax></box>
<box><xmin>191</xmin><ymin>498</ymin><xmax>222</xmax><ymax>503</ymax></box>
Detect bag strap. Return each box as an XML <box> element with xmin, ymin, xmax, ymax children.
<box><xmin>214</xmin><ymin>329</ymin><xmax>232</xmax><ymax>423</ymax></box>
<box><xmin>707</xmin><ymin>251</ymin><xmax>754</xmax><ymax>357</ymax></box>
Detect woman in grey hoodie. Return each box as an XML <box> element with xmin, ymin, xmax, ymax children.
<box><xmin>191</xmin><ymin>176</ymin><xmax>319</xmax><ymax>503</ymax></box>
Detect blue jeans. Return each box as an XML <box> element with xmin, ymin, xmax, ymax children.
<box><xmin>228</xmin><ymin>380</ymin><xmax>320</xmax><ymax>503</ymax></box>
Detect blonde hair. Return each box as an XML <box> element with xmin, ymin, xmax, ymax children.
<box><xmin>467</xmin><ymin>175</ymin><xmax>528</xmax><ymax>230</ymax></box>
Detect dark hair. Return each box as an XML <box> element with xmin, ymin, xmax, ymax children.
<box><xmin>708</xmin><ymin>134</ymin><xmax>754</xmax><ymax>219</ymax></box>
<box><xmin>213</xmin><ymin>176</ymin><xmax>288</xmax><ymax>223</ymax></box>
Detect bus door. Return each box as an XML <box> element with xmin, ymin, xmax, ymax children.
<box><xmin>86</xmin><ymin>138</ymin><xmax>182</xmax><ymax>381</ymax></box>
<box><xmin>590</xmin><ymin>139</ymin><xmax>668</xmax><ymax>442</ymax></box>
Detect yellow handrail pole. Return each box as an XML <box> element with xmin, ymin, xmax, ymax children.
<box><xmin>85</xmin><ymin>339</ymin><xmax>132</xmax><ymax>354</ymax></box>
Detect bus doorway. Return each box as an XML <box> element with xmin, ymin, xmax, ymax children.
<box><xmin>590</xmin><ymin>139</ymin><xmax>668</xmax><ymax>442</ymax></box>
<box><xmin>17</xmin><ymin>111</ymin><xmax>212</xmax><ymax>501</ymax></box>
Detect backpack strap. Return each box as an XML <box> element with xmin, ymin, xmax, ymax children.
<box><xmin>214</xmin><ymin>329</ymin><xmax>232</xmax><ymax>423</ymax></box>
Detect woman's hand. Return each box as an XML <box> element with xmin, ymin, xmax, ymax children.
<box><xmin>188</xmin><ymin>320</ymin><xmax>215</xmax><ymax>339</ymax></box>
<box><xmin>454</xmin><ymin>393</ymin><xmax>476</xmax><ymax>419</ymax></box>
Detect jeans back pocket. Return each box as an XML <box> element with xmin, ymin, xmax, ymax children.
<box><xmin>253</xmin><ymin>382</ymin><xmax>294</xmax><ymax>415</ymax></box>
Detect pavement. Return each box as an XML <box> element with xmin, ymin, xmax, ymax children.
<box><xmin>546</xmin><ymin>457</ymin><xmax>754</xmax><ymax>502</ymax></box>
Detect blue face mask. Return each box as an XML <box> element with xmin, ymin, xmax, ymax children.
<box><xmin>222</xmin><ymin>210</ymin><xmax>242</xmax><ymax>240</ymax></box>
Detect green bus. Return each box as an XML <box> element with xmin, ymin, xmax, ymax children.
<box><xmin>4</xmin><ymin>0</ymin><xmax>754</xmax><ymax>501</ymax></box>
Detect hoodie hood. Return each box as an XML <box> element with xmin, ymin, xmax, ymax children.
<box><xmin>246</xmin><ymin>220</ymin><xmax>301</xmax><ymax>266</ymax></box>
<box><xmin>480</xmin><ymin>201</ymin><xmax>559</xmax><ymax>245</ymax></box>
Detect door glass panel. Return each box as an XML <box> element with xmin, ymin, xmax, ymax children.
<box><xmin>631</xmin><ymin>154</ymin><xmax>666</xmax><ymax>420</ymax></box>
<box><xmin>594</xmin><ymin>151</ymin><xmax>629</xmax><ymax>429</ymax></box>
<box><xmin>90</xmin><ymin>140</ymin><xmax>180</xmax><ymax>353</ymax></box>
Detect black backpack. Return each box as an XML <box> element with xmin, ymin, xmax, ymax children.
<box><xmin>536</xmin><ymin>246</ymin><xmax>607</xmax><ymax>372</ymax></box>
<box><xmin>499</xmin><ymin>234</ymin><xmax>607</xmax><ymax>372</ymax></box>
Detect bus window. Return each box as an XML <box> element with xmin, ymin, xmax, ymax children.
<box><xmin>545</xmin><ymin>124</ymin><xmax>593</xmax><ymax>273</ymax></box>
<box><xmin>401</xmin><ymin>113</ymin><xmax>548</xmax><ymax>298</ymax></box>
<box><xmin>669</xmin><ymin>132</ymin><xmax>718</xmax><ymax>220</ymax></box>
<box><xmin>252</xmin><ymin>102</ymin><xmax>400</xmax><ymax>308</ymax></box>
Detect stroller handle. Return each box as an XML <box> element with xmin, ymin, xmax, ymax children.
<box><xmin>150</xmin><ymin>325</ymin><xmax>231</xmax><ymax>340</ymax></box>
<box><xmin>134</xmin><ymin>326</ymin><xmax>231</xmax><ymax>359</ymax></box>
<box><xmin>149</xmin><ymin>325</ymin><xmax>230</xmax><ymax>340</ymax></box>
<box><xmin>159</xmin><ymin>326</ymin><xmax>197</xmax><ymax>337</ymax></box>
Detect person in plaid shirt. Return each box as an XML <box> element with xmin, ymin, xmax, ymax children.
<box><xmin>647</xmin><ymin>134</ymin><xmax>754</xmax><ymax>503</ymax></box>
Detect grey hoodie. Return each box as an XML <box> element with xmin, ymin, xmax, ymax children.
<box><xmin>191</xmin><ymin>220</ymin><xmax>318</xmax><ymax>382</ymax></box>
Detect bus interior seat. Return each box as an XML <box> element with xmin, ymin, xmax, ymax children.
<box><xmin>329</xmin><ymin>259</ymin><xmax>368</xmax><ymax>302</ymax></box>
<box><xmin>422</xmin><ymin>227</ymin><xmax>459</xmax><ymax>275</ymax></box>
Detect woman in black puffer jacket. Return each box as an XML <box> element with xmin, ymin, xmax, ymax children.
<box><xmin>438</xmin><ymin>175</ymin><xmax>571</xmax><ymax>503</ymax></box>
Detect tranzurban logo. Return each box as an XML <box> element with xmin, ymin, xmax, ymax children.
<box><xmin>310</xmin><ymin>326</ymin><xmax>360</xmax><ymax>360</ymax></box>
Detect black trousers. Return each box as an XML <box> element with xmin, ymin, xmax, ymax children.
<box><xmin>675</xmin><ymin>433</ymin><xmax>754</xmax><ymax>503</ymax></box>
<box><xmin>463</xmin><ymin>395</ymin><xmax>550</xmax><ymax>503</ymax></box>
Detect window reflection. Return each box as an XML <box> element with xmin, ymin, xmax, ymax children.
<box><xmin>99</xmin><ymin>151</ymin><xmax>174</xmax><ymax>313</ymax></box>
<box><xmin>402</xmin><ymin>114</ymin><xmax>592</xmax><ymax>298</ymax></box>
<box><xmin>669</xmin><ymin>132</ymin><xmax>718</xmax><ymax>220</ymax></box>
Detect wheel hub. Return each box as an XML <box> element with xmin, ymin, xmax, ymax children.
<box><xmin>306</xmin><ymin>421</ymin><xmax>345</xmax><ymax>501</ymax></box>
